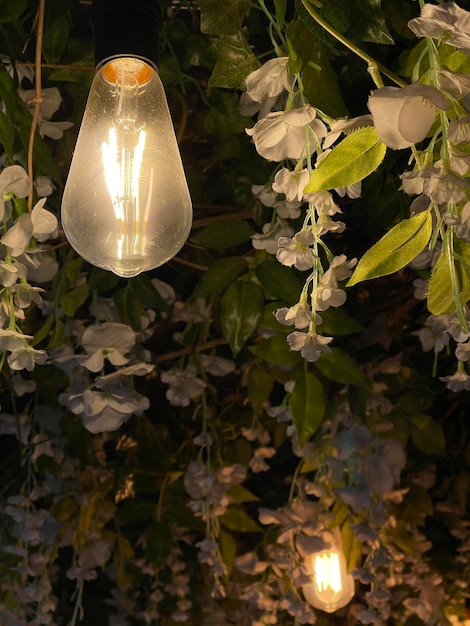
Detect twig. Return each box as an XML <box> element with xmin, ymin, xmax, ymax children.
<box><xmin>300</xmin><ymin>0</ymin><xmax>407</xmax><ymax>89</ymax></box>
<box><xmin>27</xmin><ymin>0</ymin><xmax>46</xmax><ymax>212</ymax></box>
<box><xmin>153</xmin><ymin>338</ymin><xmax>229</xmax><ymax>364</ymax></box>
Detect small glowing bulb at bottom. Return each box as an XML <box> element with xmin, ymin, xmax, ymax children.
<box><xmin>302</xmin><ymin>539</ymin><xmax>355</xmax><ymax>613</ymax></box>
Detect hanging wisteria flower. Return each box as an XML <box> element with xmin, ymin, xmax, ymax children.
<box><xmin>276</xmin><ymin>230</ymin><xmax>316</xmax><ymax>271</ymax></box>
<box><xmin>401</xmin><ymin>161</ymin><xmax>467</xmax><ymax>204</ymax></box>
<box><xmin>251</xmin><ymin>221</ymin><xmax>294</xmax><ymax>255</ymax></box>
<box><xmin>8</xmin><ymin>344</ymin><xmax>47</xmax><ymax>371</ymax></box>
<box><xmin>160</xmin><ymin>364</ymin><xmax>206</xmax><ymax>407</ymax></box>
<box><xmin>408</xmin><ymin>2</ymin><xmax>470</xmax><ymax>55</ymax></box>
<box><xmin>80</xmin><ymin>322</ymin><xmax>135</xmax><ymax>373</ymax></box>
<box><xmin>287</xmin><ymin>331</ymin><xmax>333</xmax><ymax>362</ymax></box>
<box><xmin>245</xmin><ymin>57</ymin><xmax>292</xmax><ymax>104</ymax></box>
<box><xmin>0</xmin><ymin>165</ymin><xmax>30</xmax><ymax>219</ymax></box>
<box><xmin>275</xmin><ymin>302</ymin><xmax>313</xmax><ymax>329</ymax></box>
<box><xmin>272</xmin><ymin>168</ymin><xmax>310</xmax><ymax>202</ymax></box>
<box><xmin>1</xmin><ymin>198</ymin><xmax>58</xmax><ymax>256</ymax></box>
<box><xmin>246</xmin><ymin>104</ymin><xmax>327</xmax><ymax>161</ymax></box>
<box><xmin>368</xmin><ymin>83</ymin><xmax>449</xmax><ymax>150</ymax></box>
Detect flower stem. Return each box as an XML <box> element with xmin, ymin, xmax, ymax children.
<box><xmin>300</xmin><ymin>0</ymin><xmax>407</xmax><ymax>88</ymax></box>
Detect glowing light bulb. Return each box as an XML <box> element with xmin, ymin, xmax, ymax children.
<box><xmin>302</xmin><ymin>531</ymin><xmax>355</xmax><ymax>613</ymax></box>
<box><xmin>61</xmin><ymin>56</ymin><xmax>192</xmax><ymax>278</ymax></box>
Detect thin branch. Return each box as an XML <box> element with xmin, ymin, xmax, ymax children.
<box><xmin>27</xmin><ymin>0</ymin><xmax>46</xmax><ymax>212</ymax></box>
<box><xmin>300</xmin><ymin>0</ymin><xmax>407</xmax><ymax>89</ymax></box>
<box><xmin>153</xmin><ymin>338</ymin><xmax>229</xmax><ymax>365</ymax></box>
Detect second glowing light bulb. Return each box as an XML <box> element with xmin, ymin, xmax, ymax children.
<box><xmin>62</xmin><ymin>56</ymin><xmax>192</xmax><ymax>278</ymax></box>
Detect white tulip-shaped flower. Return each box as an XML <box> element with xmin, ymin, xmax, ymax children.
<box><xmin>0</xmin><ymin>165</ymin><xmax>30</xmax><ymax>220</ymax></box>
<box><xmin>287</xmin><ymin>331</ymin><xmax>333</xmax><ymax>362</ymax></box>
<box><xmin>245</xmin><ymin>56</ymin><xmax>292</xmax><ymax>104</ymax></box>
<box><xmin>276</xmin><ymin>230</ymin><xmax>317</xmax><ymax>271</ymax></box>
<box><xmin>1</xmin><ymin>198</ymin><xmax>58</xmax><ymax>256</ymax></box>
<box><xmin>408</xmin><ymin>2</ymin><xmax>470</xmax><ymax>55</ymax></box>
<box><xmin>272</xmin><ymin>168</ymin><xmax>310</xmax><ymax>202</ymax></box>
<box><xmin>246</xmin><ymin>105</ymin><xmax>327</xmax><ymax>161</ymax></box>
<box><xmin>368</xmin><ymin>83</ymin><xmax>449</xmax><ymax>150</ymax></box>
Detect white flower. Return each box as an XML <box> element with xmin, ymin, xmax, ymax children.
<box><xmin>251</xmin><ymin>221</ymin><xmax>294</xmax><ymax>254</ymax></box>
<box><xmin>368</xmin><ymin>83</ymin><xmax>449</xmax><ymax>150</ymax></box>
<box><xmin>0</xmin><ymin>165</ymin><xmax>30</xmax><ymax>220</ymax></box>
<box><xmin>80</xmin><ymin>322</ymin><xmax>135</xmax><ymax>373</ymax></box>
<box><xmin>287</xmin><ymin>331</ymin><xmax>332</xmax><ymax>361</ymax></box>
<box><xmin>272</xmin><ymin>168</ymin><xmax>310</xmax><ymax>202</ymax></box>
<box><xmin>0</xmin><ymin>259</ymin><xmax>26</xmax><ymax>288</ymax></box>
<box><xmin>308</xmin><ymin>190</ymin><xmax>342</xmax><ymax>216</ymax></box>
<box><xmin>323</xmin><ymin>114</ymin><xmax>373</xmax><ymax>149</ymax></box>
<box><xmin>245</xmin><ymin>57</ymin><xmax>292</xmax><ymax>103</ymax></box>
<box><xmin>440</xmin><ymin>369</ymin><xmax>470</xmax><ymax>391</ymax></box>
<box><xmin>401</xmin><ymin>162</ymin><xmax>467</xmax><ymax>204</ymax></box>
<box><xmin>275</xmin><ymin>302</ymin><xmax>313</xmax><ymax>329</ymax></box>
<box><xmin>0</xmin><ymin>328</ymin><xmax>33</xmax><ymax>351</ymax></box>
<box><xmin>1</xmin><ymin>198</ymin><xmax>58</xmax><ymax>255</ymax></box>
<box><xmin>160</xmin><ymin>364</ymin><xmax>206</xmax><ymax>407</ymax></box>
<box><xmin>199</xmin><ymin>355</ymin><xmax>235</xmax><ymax>376</ymax></box>
<box><xmin>20</xmin><ymin>87</ymin><xmax>73</xmax><ymax>139</ymax></box>
<box><xmin>249</xmin><ymin>446</ymin><xmax>276</xmax><ymax>473</ymax></box>
<box><xmin>34</xmin><ymin>176</ymin><xmax>55</xmax><ymax>197</ymax></box>
<box><xmin>94</xmin><ymin>362</ymin><xmax>155</xmax><ymax>388</ymax></box>
<box><xmin>151</xmin><ymin>278</ymin><xmax>176</xmax><ymax>305</ymax></box>
<box><xmin>80</xmin><ymin>387</ymin><xmax>148</xmax><ymax>433</ymax></box>
<box><xmin>8</xmin><ymin>345</ymin><xmax>47</xmax><ymax>371</ymax></box>
<box><xmin>246</xmin><ymin>105</ymin><xmax>327</xmax><ymax>161</ymax></box>
<box><xmin>455</xmin><ymin>340</ymin><xmax>470</xmax><ymax>361</ymax></box>
<box><xmin>409</xmin><ymin>2</ymin><xmax>470</xmax><ymax>55</ymax></box>
<box><xmin>276</xmin><ymin>230</ymin><xmax>316</xmax><ymax>271</ymax></box>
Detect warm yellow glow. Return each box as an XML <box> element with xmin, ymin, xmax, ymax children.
<box><xmin>315</xmin><ymin>552</ymin><xmax>342</xmax><ymax>594</ymax></box>
<box><xmin>302</xmin><ymin>533</ymin><xmax>355</xmax><ymax>613</ymax></box>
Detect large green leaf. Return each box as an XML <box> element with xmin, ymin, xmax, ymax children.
<box><xmin>194</xmin><ymin>257</ymin><xmax>248</xmax><ymax>298</ymax></box>
<box><xmin>59</xmin><ymin>283</ymin><xmax>90</xmax><ymax>317</ymax></box>
<box><xmin>190</xmin><ymin>219</ymin><xmax>254</xmax><ymax>249</ymax></box>
<box><xmin>305</xmin><ymin>127</ymin><xmax>386</xmax><ymax>193</ymax></box>
<box><xmin>198</xmin><ymin>0</ymin><xmax>252</xmax><ymax>35</ymax></box>
<box><xmin>220</xmin><ymin>508</ymin><xmax>262</xmax><ymax>532</ymax></box>
<box><xmin>208</xmin><ymin>32</ymin><xmax>260</xmax><ymax>89</ymax></box>
<box><xmin>408</xmin><ymin>414</ymin><xmax>446</xmax><ymax>456</ymax></box>
<box><xmin>290</xmin><ymin>369</ymin><xmax>325</xmax><ymax>446</ymax></box>
<box><xmin>249</xmin><ymin>334</ymin><xmax>302</xmax><ymax>366</ymax></box>
<box><xmin>248</xmin><ymin>367</ymin><xmax>274</xmax><ymax>415</ymax></box>
<box><xmin>220</xmin><ymin>281</ymin><xmax>264</xmax><ymax>355</ymax></box>
<box><xmin>286</xmin><ymin>20</ymin><xmax>347</xmax><ymax>117</ymax></box>
<box><xmin>427</xmin><ymin>241</ymin><xmax>470</xmax><ymax>315</ymax></box>
<box><xmin>255</xmin><ymin>261</ymin><xmax>302</xmax><ymax>304</ymax></box>
<box><xmin>315</xmin><ymin>347</ymin><xmax>367</xmax><ymax>386</ymax></box>
<box><xmin>347</xmin><ymin>212</ymin><xmax>432</xmax><ymax>286</ymax></box>
<box><xmin>0</xmin><ymin>110</ymin><xmax>13</xmax><ymax>160</ymax></box>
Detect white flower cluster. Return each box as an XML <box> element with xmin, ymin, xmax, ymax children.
<box><xmin>243</xmin><ymin>57</ymin><xmax>358</xmax><ymax>362</ymax></box>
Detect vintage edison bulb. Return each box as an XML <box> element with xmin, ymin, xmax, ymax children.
<box><xmin>302</xmin><ymin>532</ymin><xmax>355</xmax><ymax>613</ymax></box>
<box><xmin>61</xmin><ymin>56</ymin><xmax>192</xmax><ymax>278</ymax></box>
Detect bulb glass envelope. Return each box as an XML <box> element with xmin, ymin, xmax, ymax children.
<box><xmin>302</xmin><ymin>530</ymin><xmax>355</xmax><ymax>613</ymax></box>
<box><xmin>61</xmin><ymin>55</ymin><xmax>192</xmax><ymax>278</ymax></box>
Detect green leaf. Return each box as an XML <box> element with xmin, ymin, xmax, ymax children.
<box><xmin>42</xmin><ymin>14</ymin><xmax>70</xmax><ymax>64</ymax></box>
<box><xmin>0</xmin><ymin>0</ymin><xmax>28</xmax><ymax>22</ymax></box>
<box><xmin>221</xmin><ymin>281</ymin><xmax>264</xmax><ymax>355</ymax></box>
<box><xmin>349</xmin><ymin>0</ymin><xmax>394</xmax><ymax>45</ymax></box>
<box><xmin>219</xmin><ymin>529</ymin><xmax>237</xmax><ymax>575</ymax></box>
<box><xmin>204</xmin><ymin>92</ymin><xmax>253</xmax><ymax>140</ymax></box>
<box><xmin>194</xmin><ymin>257</ymin><xmax>247</xmax><ymax>298</ymax></box>
<box><xmin>0</xmin><ymin>110</ymin><xmax>13</xmax><ymax>160</ymax></box>
<box><xmin>146</xmin><ymin>521</ymin><xmax>173</xmax><ymax>570</ymax></box>
<box><xmin>130</xmin><ymin>274</ymin><xmax>173</xmax><ymax>315</ymax></box>
<box><xmin>319</xmin><ymin>308</ymin><xmax>363</xmax><ymax>335</ymax></box>
<box><xmin>190</xmin><ymin>219</ymin><xmax>254</xmax><ymax>249</ymax></box>
<box><xmin>198</xmin><ymin>0</ymin><xmax>252</xmax><ymax>35</ymax></box>
<box><xmin>227</xmin><ymin>484</ymin><xmax>260</xmax><ymax>503</ymax></box>
<box><xmin>408</xmin><ymin>414</ymin><xmax>446</xmax><ymax>456</ymax></box>
<box><xmin>427</xmin><ymin>241</ymin><xmax>470</xmax><ymax>315</ymax></box>
<box><xmin>88</xmin><ymin>267</ymin><xmax>120</xmax><ymax>292</ymax></box>
<box><xmin>255</xmin><ymin>261</ymin><xmax>302</xmax><ymax>304</ymax></box>
<box><xmin>114</xmin><ymin>287</ymin><xmax>142</xmax><ymax>330</ymax></box>
<box><xmin>249</xmin><ymin>334</ymin><xmax>302</xmax><ymax>366</ymax></box>
<box><xmin>305</xmin><ymin>127</ymin><xmax>386</xmax><ymax>193</ymax></box>
<box><xmin>0</xmin><ymin>70</ymin><xmax>17</xmax><ymax>117</ymax></box>
<box><xmin>220</xmin><ymin>507</ymin><xmax>262</xmax><ymax>532</ymax></box>
<box><xmin>290</xmin><ymin>370</ymin><xmax>325</xmax><ymax>446</ymax></box>
<box><xmin>341</xmin><ymin>519</ymin><xmax>363</xmax><ymax>572</ymax></box>
<box><xmin>347</xmin><ymin>212</ymin><xmax>432</xmax><ymax>286</ymax></box>
<box><xmin>286</xmin><ymin>20</ymin><xmax>347</xmax><ymax>117</ymax></box>
<box><xmin>208</xmin><ymin>32</ymin><xmax>260</xmax><ymax>89</ymax></box>
<box><xmin>274</xmin><ymin>0</ymin><xmax>287</xmax><ymax>26</ymax></box>
<box><xmin>59</xmin><ymin>283</ymin><xmax>90</xmax><ymax>317</ymax></box>
<box><xmin>248</xmin><ymin>367</ymin><xmax>274</xmax><ymax>415</ymax></box>
<box><xmin>315</xmin><ymin>347</ymin><xmax>367</xmax><ymax>386</ymax></box>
